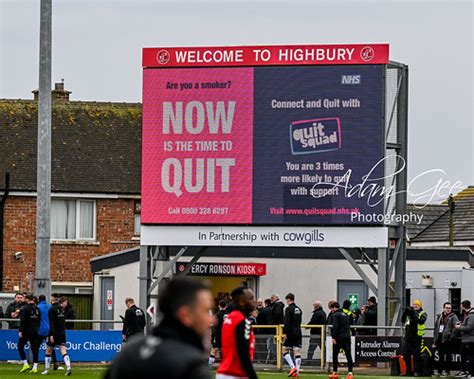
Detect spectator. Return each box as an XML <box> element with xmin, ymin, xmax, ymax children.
<box><xmin>64</xmin><ymin>300</ymin><xmax>76</xmax><ymax>330</ymax></box>
<box><xmin>256</xmin><ymin>298</ymin><xmax>264</xmax><ymax>313</ymax></box>
<box><xmin>364</xmin><ymin>296</ymin><xmax>378</xmax><ymax>335</ymax></box>
<box><xmin>352</xmin><ymin>308</ymin><xmax>361</xmax><ymax>326</ymax></box>
<box><xmin>402</xmin><ymin>300</ymin><xmax>427</xmax><ymax>377</ymax></box>
<box><xmin>454</xmin><ymin>300</ymin><xmax>474</xmax><ymax>378</ymax></box>
<box><xmin>432</xmin><ymin>302</ymin><xmax>458</xmax><ymax>377</ymax></box>
<box><xmin>5</xmin><ymin>292</ymin><xmax>24</xmax><ymax>329</ymax></box>
<box><xmin>209</xmin><ymin>300</ymin><xmax>227</xmax><ymax>366</ymax></box>
<box><xmin>269</xmin><ymin>294</ymin><xmax>285</xmax><ymax>325</ymax></box>
<box><xmin>106</xmin><ymin>277</ymin><xmax>213</xmax><ymax>379</ymax></box>
<box><xmin>0</xmin><ymin>306</ymin><xmax>4</xmax><ymax>329</ymax></box>
<box><xmin>306</xmin><ymin>300</ymin><xmax>326</xmax><ymax>362</ymax></box>
<box><xmin>256</xmin><ymin>298</ymin><xmax>272</xmax><ymax>327</ymax></box>
<box><xmin>248</xmin><ymin>309</ymin><xmax>258</xmax><ymax>326</ymax></box>
<box><xmin>326</xmin><ymin>299</ymin><xmax>337</xmax><ymax>327</ymax></box>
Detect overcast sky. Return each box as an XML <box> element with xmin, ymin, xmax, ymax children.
<box><xmin>1</xmin><ymin>0</ymin><xmax>473</xmax><ymax>203</ymax></box>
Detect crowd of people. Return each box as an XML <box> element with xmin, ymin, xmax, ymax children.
<box><xmin>1</xmin><ymin>291</ymin><xmax>75</xmax><ymax>375</ymax></box>
<box><xmin>4</xmin><ymin>281</ymin><xmax>473</xmax><ymax>379</ymax></box>
<box><xmin>402</xmin><ymin>299</ymin><xmax>474</xmax><ymax>378</ymax></box>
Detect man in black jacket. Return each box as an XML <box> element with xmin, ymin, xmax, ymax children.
<box><xmin>329</xmin><ymin>301</ymin><xmax>353</xmax><ymax>379</ymax></box>
<box><xmin>105</xmin><ymin>277</ymin><xmax>213</xmax><ymax>379</ymax></box>
<box><xmin>270</xmin><ymin>294</ymin><xmax>285</xmax><ymax>325</ymax></box>
<box><xmin>122</xmin><ymin>297</ymin><xmax>146</xmax><ymax>342</ymax></box>
<box><xmin>5</xmin><ymin>292</ymin><xmax>24</xmax><ymax>329</ymax></box>
<box><xmin>306</xmin><ymin>300</ymin><xmax>326</xmax><ymax>361</ymax></box>
<box><xmin>363</xmin><ymin>296</ymin><xmax>378</xmax><ymax>335</ymax></box>
<box><xmin>402</xmin><ymin>300</ymin><xmax>427</xmax><ymax>377</ymax></box>
<box><xmin>18</xmin><ymin>293</ymin><xmax>41</xmax><ymax>373</ymax></box>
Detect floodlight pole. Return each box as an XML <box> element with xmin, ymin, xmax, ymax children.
<box><xmin>35</xmin><ymin>0</ymin><xmax>52</xmax><ymax>300</ymax></box>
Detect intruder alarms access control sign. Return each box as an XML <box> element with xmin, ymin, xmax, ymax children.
<box><xmin>142</xmin><ymin>44</ymin><xmax>388</xmax><ymax>226</ymax></box>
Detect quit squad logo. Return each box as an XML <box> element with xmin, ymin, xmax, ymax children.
<box><xmin>290</xmin><ymin>118</ymin><xmax>341</xmax><ymax>155</ymax></box>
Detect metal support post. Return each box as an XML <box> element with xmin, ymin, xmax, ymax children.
<box><xmin>339</xmin><ymin>248</ymin><xmax>378</xmax><ymax>296</ymax></box>
<box><xmin>393</xmin><ymin>64</ymin><xmax>409</xmax><ymax>329</ymax></box>
<box><xmin>138</xmin><ymin>246</ymin><xmax>150</xmax><ymax>313</ymax></box>
<box><xmin>35</xmin><ymin>0</ymin><xmax>52</xmax><ymax>300</ymax></box>
<box><xmin>377</xmin><ymin>248</ymin><xmax>389</xmax><ymax>335</ymax></box>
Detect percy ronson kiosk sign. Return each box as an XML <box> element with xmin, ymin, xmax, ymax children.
<box><xmin>175</xmin><ymin>262</ymin><xmax>267</xmax><ymax>276</ymax></box>
<box><xmin>141</xmin><ymin>44</ymin><xmax>390</xmax><ymax>248</ymax></box>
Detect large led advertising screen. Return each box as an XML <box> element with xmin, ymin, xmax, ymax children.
<box><xmin>142</xmin><ymin>44</ymin><xmax>388</xmax><ymax>226</ymax></box>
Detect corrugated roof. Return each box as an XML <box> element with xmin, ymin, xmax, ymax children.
<box><xmin>0</xmin><ymin>99</ymin><xmax>141</xmax><ymax>194</ymax></box>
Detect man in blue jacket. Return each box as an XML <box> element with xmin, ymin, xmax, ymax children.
<box><xmin>37</xmin><ymin>295</ymin><xmax>58</xmax><ymax>370</ymax></box>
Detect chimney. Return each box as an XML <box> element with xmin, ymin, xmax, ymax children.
<box><xmin>32</xmin><ymin>79</ymin><xmax>71</xmax><ymax>102</ymax></box>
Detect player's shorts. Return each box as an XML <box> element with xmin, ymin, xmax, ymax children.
<box><xmin>212</xmin><ymin>337</ymin><xmax>222</xmax><ymax>349</ymax></box>
<box><xmin>283</xmin><ymin>335</ymin><xmax>302</xmax><ymax>349</ymax></box>
<box><xmin>46</xmin><ymin>333</ymin><xmax>66</xmax><ymax>347</ymax></box>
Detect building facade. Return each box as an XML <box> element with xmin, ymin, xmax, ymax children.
<box><xmin>0</xmin><ymin>84</ymin><xmax>141</xmax><ymax>318</ymax></box>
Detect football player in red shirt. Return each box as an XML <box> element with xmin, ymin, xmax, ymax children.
<box><xmin>217</xmin><ymin>286</ymin><xmax>257</xmax><ymax>379</ymax></box>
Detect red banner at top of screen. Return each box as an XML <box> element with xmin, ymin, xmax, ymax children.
<box><xmin>142</xmin><ymin>44</ymin><xmax>389</xmax><ymax>68</ymax></box>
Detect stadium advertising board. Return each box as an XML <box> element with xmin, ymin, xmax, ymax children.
<box><xmin>0</xmin><ymin>330</ymin><xmax>122</xmax><ymax>362</ymax></box>
<box><xmin>142</xmin><ymin>44</ymin><xmax>388</xmax><ymax>229</ymax></box>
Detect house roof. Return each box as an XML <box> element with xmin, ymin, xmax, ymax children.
<box><xmin>411</xmin><ymin>195</ymin><xmax>474</xmax><ymax>244</ymax></box>
<box><xmin>406</xmin><ymin>203</ymin><xmax>448</xmax><ymax>240</ymax></box>
<box><xmin>0</xmin><ymin>99</ymin><xmax>141</xmax><ymax>194</ymax></box>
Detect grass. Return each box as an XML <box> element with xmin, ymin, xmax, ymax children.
<box><xmin>0</xmin><ymin>363</ymin><xmax>105</xmax><ymax>378</ymax></box>
<box><xmin>0</xmin><ymin>363</ymin><xmax>408</xmax><ymax>379</ymax></box>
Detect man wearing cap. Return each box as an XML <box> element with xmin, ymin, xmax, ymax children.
<box><xmin>364</xmin><ymin>297</ymin><xmax>378</xmax><ymax>335</ymax></box>
<box><xmin>402</xmin><ymin>300</ymin><xmax>428</xmax><ymax>376</ymax></box>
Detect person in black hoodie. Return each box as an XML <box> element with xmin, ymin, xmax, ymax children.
<box><xmin>306</xmin><ymin>300</ymin><xmax>326</xmax><ymax>361</ymax></box>
<box><xmin>105</xmin><ymin>277</ymin><xmax>213</xmax><ymax>379</ymax></box>
<box><xmin>18</xmin><ymin>293</ymin><xmax>41</xmax><ymax>373</ymax></box>
<box><xmin>401</xmin><ymin>300</ymin><xmax>427</xmax><ymax>377</ymax></box>
<box><xmin>363</xmin><ymin>297</ymin><xmax>378</xmax><ymax>335</ymax></box>
<box><xmin>329</xmin><ymin>301</ymin><xmax>353</xmax><ymax>379</ymax></box>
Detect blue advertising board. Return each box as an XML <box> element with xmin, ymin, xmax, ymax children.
<box><xmin>0</xmin><ymin>330</ymin><xmax>122</xmax><ymax>362</ymax></box>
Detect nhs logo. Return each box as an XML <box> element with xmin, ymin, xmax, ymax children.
<box><xmin>341</xmin><ymin>75</ymin><xmax>361</xmax><ymax>84</ymax></box>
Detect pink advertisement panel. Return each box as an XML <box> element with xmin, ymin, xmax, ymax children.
<box><xmin>142</xmin><ymin>68</ymin><xmax>254</xmax><ymax>223</ymax></box>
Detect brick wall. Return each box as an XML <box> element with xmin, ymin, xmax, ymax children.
<box><xmin>2</xmin><ymin>196</ymin><xmax>139</xmax><ymax>292</ymax></box>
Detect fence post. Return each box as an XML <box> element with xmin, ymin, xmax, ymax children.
<box><xmin>276</xmin><ymin>324</ymin><xmax>283</xmax><ymax>370</ymax></box>
<box><xmin>320</xmin><ymin>325</ymin><xmax>325</xmax><ymax>370</ymax></box>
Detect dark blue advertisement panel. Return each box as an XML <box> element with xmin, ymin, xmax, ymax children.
<box><xmin>0</xmin><ymin>330</ymin><xmax>122</xmax><ymax>362</ymax></box>
<box><xmin>252</xmin><ymin>65</ymin><xmax>385</xmax><ymax>225</ymax></box>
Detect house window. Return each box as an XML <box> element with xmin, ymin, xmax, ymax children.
<box><xmin>134</xmin><ymin>201</ymin><xmax>141</xmax><ymax>236</ymax></box>
<box><xmin>51</xmin><ymin>199</ymin><xmax>96</xmax><ymax>240</ymax></box>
